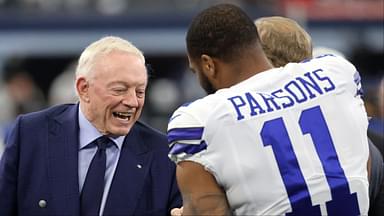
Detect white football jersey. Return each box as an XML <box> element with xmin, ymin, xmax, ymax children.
<box><xmin>168</xmin><ymin>55</ymin><xmax>369</xmax><ymax>215</ymax></box>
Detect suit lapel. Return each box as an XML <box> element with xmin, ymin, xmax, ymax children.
<box><xmin>47</xmin><ymin>104</ymin><xmax>80</xmax><ymax>216</ymax></box>
<box><xmin>103</xmin><ymin>125</ymin><xmax>153</xmax><ymax>215</ymax></box>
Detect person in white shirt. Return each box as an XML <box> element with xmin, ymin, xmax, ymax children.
<box><xmin>255</xmin><ymin>16</ymin><xmax>383</xmax><ymax>216</ymax></box>
<box><xmin>168</xmin><ymin>4</ymin><xmax>370</xmax><ymax>215</ymax></box>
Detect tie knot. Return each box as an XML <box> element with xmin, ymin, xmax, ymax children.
<box><xmin>95</xmin><ymin>136</ymin><xmax>112</xmax><ymax>150</ymax></box>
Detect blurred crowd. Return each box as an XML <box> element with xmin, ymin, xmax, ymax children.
<box><xmin>0</xmin><ymin>0</ymin><xmax>278</xmax><ymax>15</ymax></box>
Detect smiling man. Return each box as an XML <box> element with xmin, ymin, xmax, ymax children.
<box><xmin>0</xmin><ymin>36</ymin><xmax>181</xmax><ymax>216</ymax></box>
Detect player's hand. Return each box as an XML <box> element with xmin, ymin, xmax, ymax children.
<box><xmin>170</xmin><ymin>206</ymin><xmax>183</xmax><ymax>216</ymax></box>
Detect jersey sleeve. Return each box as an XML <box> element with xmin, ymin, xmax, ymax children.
<box><xmin>167</xmin><ymin>103</ymin><xmax>213</xmax><ymax>170</ymax></box>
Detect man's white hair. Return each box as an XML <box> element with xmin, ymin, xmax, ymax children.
<box><xmin>75</xmin><ymin>36</ymin><xmax>145</xmax><ymax>79</ymax></box>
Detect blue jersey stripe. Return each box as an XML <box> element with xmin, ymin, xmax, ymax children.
<box><xmin>167</xmin><ymin>127</ymin><xmax>204</xmax><ymax>143</ymax></box>
<box><xmin>353</xmin><ymin>71</ymin><xmax>364</xmax><ymax>96</ymax></box>
<box><xmin>181</xmin><ymin>102</ymin><xmax>192</xmax><ymax>107</ymax></box>
<box><xmin>169</xmin><ymin>141</ymin><xmax>207</xmax><ymax>155</ymax></box>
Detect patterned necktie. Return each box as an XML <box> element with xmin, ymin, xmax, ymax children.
<box><xmin>80</xmin><ymin>136</ymin><xmax>112</xmax><ymax>216</ymax></box>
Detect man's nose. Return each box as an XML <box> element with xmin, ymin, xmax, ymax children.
<box><xmin>121</xmin><ymin>90</ymin><xmax>139</xmax><ymax>107</ymax></box>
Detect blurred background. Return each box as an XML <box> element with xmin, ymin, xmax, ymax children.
<box><xmin>0</xmin><ymin>0</ymin><xmax>383</xmax><ymax>152</ymax></box>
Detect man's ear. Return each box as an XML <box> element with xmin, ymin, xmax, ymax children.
<box><xmin>201</xmin><ymin>54</ymin><xmax>216</xmax><ymax>79</ymax></box>
<box><xmin>76</xmin><ymin>77</ymin><xmax>90</xmax><ymax>102</ymax></box>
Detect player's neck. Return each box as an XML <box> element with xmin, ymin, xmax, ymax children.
<box><xmin>249</xmin><ymin>53</ymin><xmax>273</xmax><ymax>76</ymax></box>
<box><xmin>215</xmin><ymin>58</ymin><xmax>271</xmax><ymax>90</ymax></box>
<box><xmin>233</xmin><ymin>52</ymin><xmax>273</xmax><ymax>84</ymax></box>
<box><xmin>212</xmin><ymin>46</ymin><xmax>273</xmax><ymax>90</ymax></box>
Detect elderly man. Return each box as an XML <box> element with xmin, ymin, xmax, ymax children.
<box><xmin>0</xmin><ymin>36</ymin><xmax>181</xmax><ymax>216</ymax></box>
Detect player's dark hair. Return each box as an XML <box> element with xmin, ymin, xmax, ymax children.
<box><xmin>186</xmin><ymin>4</ymin><xmax>260</xmax><ymax>62</ymax></box>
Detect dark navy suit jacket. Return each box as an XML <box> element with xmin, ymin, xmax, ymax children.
<box><xmin>0</xmin><ymin>104</ymin><xmax>181</xmax><ymax>215</ymax></box>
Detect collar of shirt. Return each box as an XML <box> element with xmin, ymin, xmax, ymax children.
<box><xmin>78</xmin><ymin>106</ymin><xmax>124</xmax><ymax>150</ymax></box>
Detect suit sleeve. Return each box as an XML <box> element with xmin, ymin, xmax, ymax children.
<box><xmin>0</xmin><ymin>116</ymin><xmax>21</xmax><ymax>216</ymax></box>
<box><xmin>167</xmin><ymin>162</ymin><xmax>183</xmax><ymax>213</ymax></box>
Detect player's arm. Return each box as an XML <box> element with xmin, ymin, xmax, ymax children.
<box><xmin>176</xmin><ymin>161</ymin><xmax>231</xmax><ymax>215</ymax></box>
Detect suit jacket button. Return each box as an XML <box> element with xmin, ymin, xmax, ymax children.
<box><xmin>38</xmin><ymin>200</ymin><xmax>47</xmax><ymax>208</ymax></box>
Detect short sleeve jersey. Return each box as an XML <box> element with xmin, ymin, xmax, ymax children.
<box><xmin>167</xmin><ymin>55</ymin><xmax>369</xmax><ymax>215</ymax></box>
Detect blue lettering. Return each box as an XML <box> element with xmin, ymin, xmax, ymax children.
<box><xmin>245</xmin><ymin>92</ymin><xmax>266</xmax><ymax>116</ymax></box>
<box><xmin>227</xmin><ymin>96</ymin><xmax>246</xmax><ymax>120</ymax></box>
<box><xmin>227</xmin><ymin>68</ymin><xmax>337</xmax><ymax>121</ymax></box>
<box><xmin>296</xmin><ymin>72</ymin><xmax>324</xmax><ymax>99</ymax></box>
<box><xmin>271</xmin><ymin>89</ymin><xmax>294</xmax><ymax>108</ymax></box>
<box><xmin>285</xmin><ymin>80</ymin><xmax>308</xmax><ymax>103</ymax></box>
<box><xmin>312</xmin><ymin>69</ymin><xmax>335</xmax><ymax>92</ymax></box>
<box><xmin>259</xmin><ymin>93</ymin><xmax>281</xmax><ymax>112</ymax></box>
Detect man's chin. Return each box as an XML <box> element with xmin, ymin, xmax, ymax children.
<box><xmin>106</xmin><ymin>127</ymin><xmax>132</xmax><ymax>137</ymax></box>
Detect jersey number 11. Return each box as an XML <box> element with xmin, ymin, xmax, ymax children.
<box><xmin>260</xmin><ymin>105</ymin><xmax>360</xmax><ymax>216</ymax></box>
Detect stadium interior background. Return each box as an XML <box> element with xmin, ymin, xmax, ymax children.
<box><xmin>0</xmin><ymin>0</ymin><xmax>383</xmax><ymax>134</ymax></box>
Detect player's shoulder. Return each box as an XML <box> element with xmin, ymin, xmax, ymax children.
<box><xmin>302</xmin><ymin>54</ymin><xmax>356</xmax><ymax>71</ymax></box>
<box><xmin>173</xmin><ymin>93</ymin><xmax>223</xmax><ymax>115</ymax></box>
<box><xmin>168</xmin><ymin>93</ymin><xmax>227</xmax><ymax>128</ymax></box>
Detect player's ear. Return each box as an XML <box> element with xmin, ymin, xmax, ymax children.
<box><xmin>201</xmin><ymin>54</ymin><xmax>216</xmax><ymax>79</ymax></box>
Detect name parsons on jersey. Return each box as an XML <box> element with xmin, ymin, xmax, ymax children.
<box><xmin>227</xmin><ymin>68</ymin><xmax>336</xmax><ymax>120</ymax></box>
